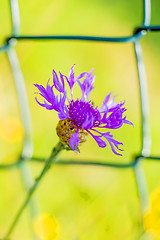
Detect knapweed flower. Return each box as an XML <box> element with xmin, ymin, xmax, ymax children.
<box><xmin>34</xmin><ymin>65</ymin><xmax>132</xmax><ymax>155</ymax></box>
<box><xmin>33</xmin><ymin>214</ymin><xmax>60</xmax><ymax>240</ymax></box>
<box><xmin>143</xmin><ymin>187</ymin><xmax>160</xmax><ymax>239</ymax></box>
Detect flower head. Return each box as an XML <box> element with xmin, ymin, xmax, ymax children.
<box><xmin>34</xmin><ymin>65</ymin><xmax>133</xmax><ymax>155</ymax></box>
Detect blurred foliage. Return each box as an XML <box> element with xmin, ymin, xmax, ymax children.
<box><xmin>0</xmin><ymin>0</ymin><xmax>160</xmax><ymax>239</ymax></box>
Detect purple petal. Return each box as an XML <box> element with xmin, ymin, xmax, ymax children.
<box><xmin>69</xmin><ymin>65</ymin><xmax>75</xmax><ymax>85</ymax></box>
<box><xmin>59</xmin><ymin>72</ymin><xmax>65</xmax><ymax>90</ymax></box>
<box><xmin>34</xmin><ymin>80</ymin><xmax>68</xmax><ymax>119</ymax></box>
<box><xmin>34</xmin><ymin>81</ymin><xmax>56</xmax><ymax>103</ymax></box>
<box><xmin>123</xmin><ymin>119</ymin><xmax>134</xmax><ymax>126</ymax></box>
<box><xmin>76</xmin><ymin>72</ymin><xmax>87</xmax><ymax>81</ymax></box>
<box><xmin>53</xmin><ymin>69</ymin><xmax>65</xmax><ymax>93</ymax></box>
<box><xmin>34</xmin><ymin>83</ymin><xmax>46</xmax><ymax>93</ymax></box>
<box><xmin>87</xmin><ymin>130</ymin><xmax>106</xmax><ymax>148</ymax></box>
<box><xmin>100</xmin><ymin>101</ymin><xmax>130</xmax><ymax>129</ymax></box>
<box><xmin>99</xmin><ymin>92</ymin><xmax>112</xmax><ymax>112</ymax></box>
<box><xmin>58</xmin><ymin>111</ymin><xmax>69</xmax><ymax>120</ymax></box>
<box><xmin>57</xmin><ymin>93</ymin><xmax>69</xmax><ymax>119</ymax></box>
<box><xmin>65</xmin><ymin>64</ymin><xmax>77</xmax><ymax>99</ymax></box>
<box><xmin>69</xmin><ymin>129</ymin><xmax>80</xmax><ymax>153</ymax></box>
<box><xmin>108</xmin><ymin>101</ymin><xmax>125</xmax><ymax>113</ymax></box>
<box><xmin>34</xmin><ymin>84</ymin><xmax>51</xmax><ymax>102</ymax></box>
<box><xmin>103</xmin><ymin>132</ymin><xmax>123</xmax><ymax>156</ymax></box>
<box><xmin>81</xmin><ymin>112</ymin><xmax>95</xmax><ymax>129</ymax></box>
<box><xmin>35</xmin><ymin>97</ymin><xmax>54</xmax><ymax>110</ymax></box>
<box><xmin>78</xmin><ymin>68</ymin><xmax>95</xmax><ymax>101</ymax></box>
<box><xmin>109</xmin><ymin>142</ymin><xmax>123</xmax><ymax>156</ymax></box>
<box><xmin>60</xmin><ymin>73</ymin><xmax>68</xmax><ymax>83</ymax></box>
<box><xmin>107</xmin><ymin>95</ymin><xmax>117</xmax><ymax>110</ymax></box>
<box><xmin>68</xmin><ymin>64</ymin><xmax>76</xmax><ymax>89</ymax></box>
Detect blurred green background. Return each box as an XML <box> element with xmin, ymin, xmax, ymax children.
<box><xmin>0</xmin><ymin>0</ymin><xmax>160</xmax><ymax>239</ymax></box>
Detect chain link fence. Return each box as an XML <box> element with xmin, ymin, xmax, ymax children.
<box><xmin>0</xmin><ymin>0</ymin><xmax>160</xmax><ymax>239</ymax></box>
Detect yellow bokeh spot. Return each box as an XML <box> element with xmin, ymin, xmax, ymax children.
<box><xmin>144</xmin><ymin>186</ymin><xmax>160</xmax><ymax>239</ymax></box>
<box><xmin>33</xmin><ymin>214</ymin><xmax>60</xmax><ymax>240</ymax></box>
<box><xmin>151</xmin><ymin>188</ymin><xmax>160</xmax><ymax>212</ymax></box>
<box><xmin>0</xmin><ymin>117</ymin><xmax>24</xmax><ymax>143</ymax></box>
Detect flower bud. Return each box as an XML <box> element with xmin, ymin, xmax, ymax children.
<box><xmin>56</xmin><ymin>119</ymin><xmax>88</xmax><ymax>147</ymax></box>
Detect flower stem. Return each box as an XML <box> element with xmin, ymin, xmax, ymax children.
<box><xmin>4</xmin><ymin>142</ymin><xmax>64</xmax><ymax>239</ymax></box>
<box><xmin>19</xmin><ymin>162</ymin><xmax>40</xmax><ymax>240</ymax></box>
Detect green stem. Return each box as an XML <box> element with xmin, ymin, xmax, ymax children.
<box><xmin>4</xmin><ymin>142</ymin><xmax>64</xmax><ymax>239</ymax></box>
<box><xmin>19</xmin><ymin>162</ymin><xmax>40</xmax><ymax>240</ymax></box>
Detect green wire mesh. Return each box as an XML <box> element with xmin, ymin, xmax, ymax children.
<box><xmin>0</xmin><ymin>0</ymin><xmax>160</xmax><ymax>239</ymax></box>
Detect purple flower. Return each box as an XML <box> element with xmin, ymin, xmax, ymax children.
<box><xmin>34</xmin><ymin>65</ymin><xmax>133</xmax><ymax>155</ymax></box>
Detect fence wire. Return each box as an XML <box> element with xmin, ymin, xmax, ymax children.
<box><xmin>0</xmin><ymin>0</ymin><xmax>160</xmax><ymax>239</ymax></box>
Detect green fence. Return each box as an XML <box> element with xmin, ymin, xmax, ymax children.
<box><xmin>0</xmin><ymin>0</ymin><xmax>160</xmax><ymax>239</ymax></box>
